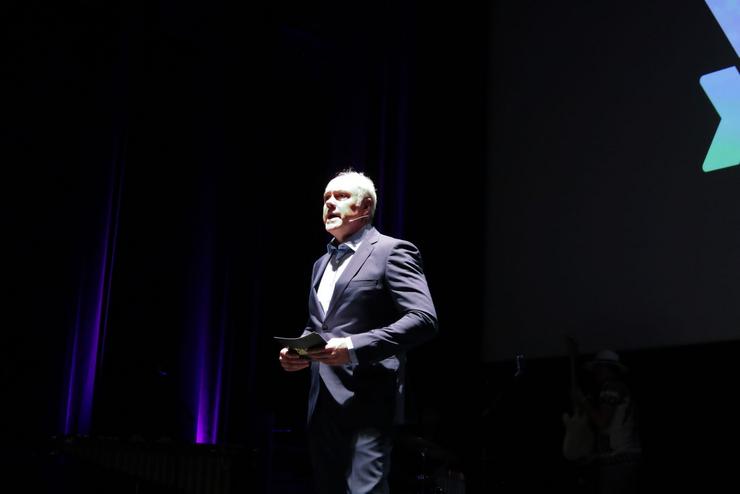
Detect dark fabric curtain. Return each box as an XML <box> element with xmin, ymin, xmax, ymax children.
<box><xmin>3</xmin><ymin>0</ymin><xmax>487</xmax><ymax>468</ymax></box>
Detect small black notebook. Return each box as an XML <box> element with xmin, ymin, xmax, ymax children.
<box><xmin>274</xmin><ymin>332</ymin><xmax>327</xmax><ymax>359</ymax></box>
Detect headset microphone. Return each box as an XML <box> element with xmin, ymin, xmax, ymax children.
<box><xmin>348</xmin><ymin>215</ymin><xmax>370</xmax><ymax>223</ymax></box>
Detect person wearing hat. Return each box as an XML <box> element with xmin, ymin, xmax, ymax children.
<box><xmin>575</xmin><ymin>349</ymin><xmax>643</xmax><ymax>494</ymax></box>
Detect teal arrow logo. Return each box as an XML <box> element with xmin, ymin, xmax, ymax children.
<box><xmin>700</xmin><ymin>67</ymin><xmax>740</xmax><ymax>172</ymax></box>
<box><xmin>705</xmin><ymin>0</ymin><xmax>740</xmax><ymax>57</ymax></box>
<box><xmin>702</xmin><ymin>0</ymin><xmax>740</xmax><ymax>173</ymax></box>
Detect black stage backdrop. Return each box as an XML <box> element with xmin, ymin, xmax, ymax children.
<box><xmin>3</xmin><ymin>1</ymin><xmax>740</xmax><ymax>493</ymax></box>
<box><xmin>3</xmin><ymin>0</ymin><xmax>485</xmax><ymax>482</ymax></box>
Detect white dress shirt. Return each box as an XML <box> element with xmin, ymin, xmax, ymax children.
<box><xmin>316</xmin><ymin>225</ymin><xmax>371</xmax><ymax>363</ymax></box>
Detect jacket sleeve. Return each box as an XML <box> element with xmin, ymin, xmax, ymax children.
<box><xmin>351</xmin><ymin>240</ymin><xmax>438</xmax><ymax>363</ymax></box>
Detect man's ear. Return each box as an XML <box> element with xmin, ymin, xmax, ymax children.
<box><xmin>361</xmin><ymin>196</ymin><xmax>373</xmax><ymax>213</ymax></box>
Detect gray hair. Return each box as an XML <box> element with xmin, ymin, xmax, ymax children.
<box><xmin>335</xmin><ymin>170</ymin><xmax>377</xmax><ymax>220</ymax></box>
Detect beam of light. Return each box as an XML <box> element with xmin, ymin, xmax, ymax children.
<box><xmin>194</xmin><ymin>290</ymin><xmax>211</xmax><ymax>444</ymax></box>
<box><xmin>63</xmin><ymin>294</ymin><xmax>83</xmax><ymax>434</ymax></box>
<box><xmin>193</xmin><ymin>238</ymin><xmax>214</xmax><ymax>444</ymax></box>
<box><xmin>80</xmin><ymin>158</ymin><xmax>123</xmax><ymax>432</ymax></box>
<box><xmin>61</xmin><ymin>157</ymin><xmax>123</xmax><ymax>435</ymax></box>
<box><xmin>209</xmin><ymin>278</ymin><xmax>229</xmax><ymax>444</ymax></box>
<box><xmin>190</xmin><ymin>245</ymin><xmax>232</xmax><ymax>445</ymax></box>
<box><xmin>97</xmin><ymin>161</ymin><xmax>125</xmax><ymax>369</ymax></box>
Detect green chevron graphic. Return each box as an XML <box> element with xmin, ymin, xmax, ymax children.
<box><xmin>702</xmin><ymin>0</ymin><xmax>740</xmax><ymax>172</ymax></box>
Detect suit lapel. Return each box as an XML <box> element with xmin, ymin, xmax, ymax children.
<box><xmin>324</xmin><ymin>228</ymin><xmax>379</xmax><ymax>320</ymax></box>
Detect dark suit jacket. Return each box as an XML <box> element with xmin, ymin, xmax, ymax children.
<box><xmin>304</xmin><ymin>226</ymin><xmax>438</xmax><ymax>427</ymax></box>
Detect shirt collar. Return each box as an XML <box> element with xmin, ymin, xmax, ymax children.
<box><xmin>327</xmin><ymin>224</ymin><xmax>371</xmax><ymax>256</ymax></box>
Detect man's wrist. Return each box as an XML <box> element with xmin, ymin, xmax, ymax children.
<box><xmin>345</xmin><ymin>336</ymin><xmax>359</xmax><ymax>364</ymax></box>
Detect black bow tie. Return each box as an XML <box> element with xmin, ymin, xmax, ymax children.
<box><xmin>327</xmin><ymin>243</ymin><xmax>352</xmax><ymax>262</ymax></box>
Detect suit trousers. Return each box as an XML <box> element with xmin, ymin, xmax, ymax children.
<box><xmin>307</xmin><ymin>381</ymin><xmax>393</xmax><ymax>494</ymax></box>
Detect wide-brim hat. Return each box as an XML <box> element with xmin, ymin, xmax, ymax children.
<box><xmin>583</xmin><ymin>349</ymin><xmax>628</xmax><ymax>373</ymax></box>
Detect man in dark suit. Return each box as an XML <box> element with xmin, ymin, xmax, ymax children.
<box><xmin>279</xmin><ymin>170</ymin><xmax>438</xmax><ymax>494</ymax></box>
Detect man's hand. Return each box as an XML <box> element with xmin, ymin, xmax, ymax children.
<box><xmin>306</xmin><ymin>337</ymin><xmax>351</xmax><ymax>366</ymax></box>
<box><xmin>279</xmin><ymin>347</ymin><xmax>310</xmax><ymax>372</ymax></box>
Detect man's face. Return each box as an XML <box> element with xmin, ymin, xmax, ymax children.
<box><xmin>322</xmin><ymin>176</ymin><xmax>369</xmax><ymax>242</ymax></box>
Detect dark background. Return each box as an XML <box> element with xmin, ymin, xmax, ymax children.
<box><xmin>485</xmin><ymin>0</ymin><xmax>740</xmax><ymax>361</ymax></box>
<box><xmin>2</xmin><ymin>0</ymin><xmax>739</xmax><ymax>492</ymax></box>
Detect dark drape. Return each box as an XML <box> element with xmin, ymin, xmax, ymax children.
<box><xmin>3</xmin><ymin>0</ymin><xmax>487</xmax><ymax>462</ymax></box>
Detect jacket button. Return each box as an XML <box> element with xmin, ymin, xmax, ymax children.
<box><xmin>321</xmin><ymin>324</ymin><xmax>328</xmax><ymax>331</ymax></box>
